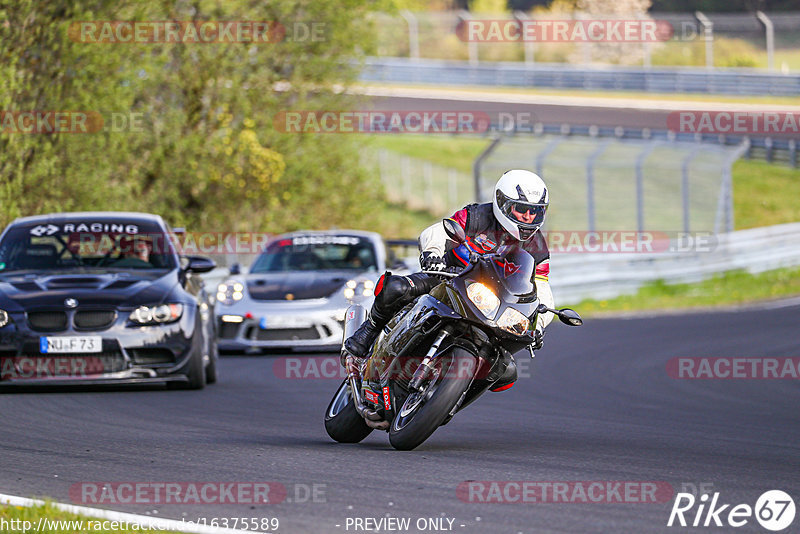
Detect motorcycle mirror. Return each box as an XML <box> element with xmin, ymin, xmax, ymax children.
<box><xmin>557</xmin><ymin>308</ymin><xmax>583</xmax><ymax>327</ymax></box>
<box><xmin>442</xmin><ymin>218</ymin><xmax>466</xmax><ymax>244</ymax></box>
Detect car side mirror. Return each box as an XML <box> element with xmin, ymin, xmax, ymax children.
<box><xmin>229</xmin><ymin>263</ymin><xmax>241</xmax><ymax>275</ymax></box>
<box><xmin>443</xmin><ymin>218</ymin><xmax>466</xmax><ymax>244</ymax></box>
<box><xmin>185</xmin><ymin>255</ymin><xmax>216</xmax><ymax>273</ymax></box>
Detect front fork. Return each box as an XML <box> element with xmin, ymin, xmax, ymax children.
<box><xmin>407</xmin><ymin>328</ymin><xmax>451</xmax><ymax>392</ymax></box>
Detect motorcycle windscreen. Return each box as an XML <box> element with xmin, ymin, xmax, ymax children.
<box><xmin>492</xmin><ymin>246</ymin><xmax>536</xmax><ymax>299</ymax></box>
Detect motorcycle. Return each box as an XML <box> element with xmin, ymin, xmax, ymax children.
<box><xmin>324</xmin><ymin>220</ymin><xmax>583</xmax><ymax>450</ymax></box>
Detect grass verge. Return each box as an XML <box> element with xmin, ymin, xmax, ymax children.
<box><xmin>0</xmin><ymin>503</ymin><xmax>179</xmax><ymax>533</ymax></box>
<box><xmin>568</xmin><ymin>266</ymin><xmax>800</xmax><ymax>316</ymax></box>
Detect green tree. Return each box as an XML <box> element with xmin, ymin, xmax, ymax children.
<box><xmin>0</xmin><ymin>0</ymin><xmax>387</xmax><ymax>233</ymax></box>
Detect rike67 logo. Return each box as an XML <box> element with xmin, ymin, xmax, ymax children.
<box><xmin>668</xmin><ymin>490</ymin><xmax>795</xmax><ymax>531</ymax></box>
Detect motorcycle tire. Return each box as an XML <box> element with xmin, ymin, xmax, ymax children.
<box><xmin>388</xmin><ymin>346</ymin><xmax>474</xmax><ymax>451</ymax></box>
<box><xmin>324</xmin><ymin>379</ymin><xmax>373</xmax><ymax>443</ymax></box>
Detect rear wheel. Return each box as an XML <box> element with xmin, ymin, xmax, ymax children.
<box><xmin>324</xmin><ymin>380</ymin><xmax>373</xmax><ymax>443</ymax></box>
<box><xmin>388</xmin><ymin>346</ymin><xmax>474</xmax><ymax>451</ymax></box>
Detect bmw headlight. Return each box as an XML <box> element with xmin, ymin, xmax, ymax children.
<box><xmin>217</xmin><ymin>280</ymin><xmax>244</xmax><ymax>306</ymax></box>
<box><xmin>0</xmin><ymin>309</ymin><xmax>9</xmax><ymax>328</ymax></box>
<box><xmin>130</xmin><ymin>304</ymin><xmax>184</xmax><ymax>325</ymax></box>
<box><xmin>466</xmin><ymin>282</ymin><xmax>500</xmax><ymax>319</ymax></box>
<box><xmin>497</xmin><ymin>307</ymin><xmax>530</xmax><ymax>336</ymax></box>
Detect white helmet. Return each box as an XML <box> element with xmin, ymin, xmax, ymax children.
<box><xmin>492</xmin><ymin>170</ymin><xmax>549</xmax><ymax>241</ymax></box>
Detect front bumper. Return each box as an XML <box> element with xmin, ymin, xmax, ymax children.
<box><xmin>216</xmin><ymin>297</ymin><xmax>372</xmax><ymax>351</ymax></box>
<box><xmin>0</xmin><ymin>309</ymin><xmax>198</xmax><ymax>386</ymax></box>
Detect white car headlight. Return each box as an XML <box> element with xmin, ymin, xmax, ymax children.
<box><xmin>130</xmin><ymin>304</ymin><xmax>184</xmax><ymax>325</ymax></box>
<box><xmin>466</xmin><ymin>282</ymin><xmax>500</xmax><ymax>319</ymax></box>
<box><xmin>0</xmin><ymin>309</ymin><xmax>9</xmax><ymax>328</ymax></box>
<box><xmin>343</xmin><ymin>279</ymin><xmax>374</xmax><ymax>302</ymax></box>
<box><xmin>217</xmin><ymin>280</ymin><xmax>244</xmax><ymax>306</ymax></box>
<box><xmin>497</xmin><ymin>307</ymin><xmax>530</xmax><ymax>336</ymax></box>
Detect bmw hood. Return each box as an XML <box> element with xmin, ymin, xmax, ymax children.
<box><xmin>245</xmin><ymin>272</ymin><xmax>355</xmax><ymax>301</ymax></box>
<box><xmin>0</xmin><ymin>270</ymin><xmax>176</xmax><ymax>310</ymax></box>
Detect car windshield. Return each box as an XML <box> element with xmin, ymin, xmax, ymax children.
<box><xmin>0</xmin><ymin>221</ymin><xmax>177</xmax><ymax>272</ymax></box>
<box><xmin>250</xmin><ymin>235</ymin><xmax>378</xmax><ymax>273</ymax></box>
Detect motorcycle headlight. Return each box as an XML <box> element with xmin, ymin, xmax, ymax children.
<box><xmin>466</xmin><ymin>282</ymin><xmax>500</xmax><ymax>319</ymax></box>
<box><xmin>0</xmin><ymin>309</ymin><xmax>9</xmax><ymax>328</ymax></box>
<box><xmin>217</xmin><ymin>280</ymin><xmax>244</xmax><ymax>306</ymax></box>
<box><xmin>130</xmin><ymin>304</ymin><xmax>184</xmax><ymax>325</ymax></box>
<box><xmin>497</xmin><ymin>307</ymin><xmax>530</xmax><ymax>336</ymax></box>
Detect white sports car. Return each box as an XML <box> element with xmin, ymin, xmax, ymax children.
<box><xmin>215</xmin><ymin>231</ymin><xmax>414</xmax><ymax>352</ymax></box>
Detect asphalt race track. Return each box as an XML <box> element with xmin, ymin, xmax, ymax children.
<box><xmin>370</xmin><ymin>94</ymin><xmax>672</xmax><ymax>131</ymax></box>
<box><xmin>2</xmin><ymin>303</ymin><xmax>799</xmax><ymax>533</ymax></box>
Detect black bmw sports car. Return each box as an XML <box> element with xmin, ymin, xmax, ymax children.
<box><xmin>0</xmin><ymin>212</ymin><xmax>218</xmax><ymax>388</ymax></box>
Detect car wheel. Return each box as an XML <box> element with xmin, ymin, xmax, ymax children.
<box><xmin>205</xmin><ymin>337</ymin><xmax>219</xmax><ymax>385</ymax></box>
<box><xmin>168</xmin><ymin>315</ymin><xmax>206</xmax><ymax>390</ymax></box>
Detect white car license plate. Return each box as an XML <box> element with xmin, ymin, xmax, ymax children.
<box><xmin>39</xmin><ymin>336</ymin><xmax>102</xmax><ymax>354</ymax></box>
<box><xmin>260</xmin><ymin>316</ymin><xmax>312</xmax><ymax>329</ymax></box>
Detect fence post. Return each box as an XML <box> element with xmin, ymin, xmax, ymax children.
<box><xmin>695</xmin><ymin>11</ymin><xmax>714</xmax><ymax>69</ymax></box>
<box><xmin>535</xmin><ymin>136</ymin><xmax>565</xmax><ymax>177</ymax></box>
<box><xmin>473</xmin><ymin>136</ymin><xmax>502</xmax><ymax>203</ymax></box>
<box><xmin>637</xmin><ymin>13</ymin><xmax>652</xmax><ymax>69</ymax></box>
<box><xmin>514</xmin><ymin>11</ymin><xmax>535</xmax><ymax>66</ymax></box>
<box><xmin>400</xmin><ymin>10</ymin><xmax>420</xmax><ymax>62</ymax></box>
<box><xmin>756</xmin><ymin>11</ymin><xmax>775</xmax><ymax>72</ymax></box>
<box><xmin>586</xmin><ymin>140</ymin><xmax>612</xmax><ymax>232</ymax></box>
<box><xmin>459</xmin><ymin>11</ymin><xmax>479</xmax><ymax>66</ymax></box>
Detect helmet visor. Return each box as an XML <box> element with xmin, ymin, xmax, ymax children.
<box><xmin>501</xmin><ymin>201</ymin><xmax>547</xmax><ymax>228</ymax></box>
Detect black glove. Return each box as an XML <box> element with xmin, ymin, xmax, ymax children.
<box><xmin>420</xmin><ymin>251</ymin><xmax>446</xmax><ymax>271</ymax></box>
<box><xmin>531</xmin><ymin>329</ymin><xmax>544</xmax><ymax>351</ymax></box>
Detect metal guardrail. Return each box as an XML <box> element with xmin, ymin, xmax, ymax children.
<box><xmin>361</xmin><ymin>57</ymin><xmax>800</xmax><ymax>96</ymax></box>
<box><xmin>549</xmin><ymin>222</ymin><xmax>800</xmax><ymax>304</ymax></box>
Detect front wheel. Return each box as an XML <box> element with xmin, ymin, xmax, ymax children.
<box><xmin>324</xmin><ymin>380</ymin><xmax>373</xmax><ymax>443</ymax></box>
<box><xmin>389</xmin><ymin>346</ymin><xmax>475</xmax><ymax>451</ymax></box>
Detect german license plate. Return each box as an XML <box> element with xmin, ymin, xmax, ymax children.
<box><xmin>39</xmin><ymin>336</ymin><xmax>102</xmax><ymax>354</ymax></box>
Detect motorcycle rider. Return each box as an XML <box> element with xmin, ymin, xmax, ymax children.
<box><xmin>342</xmin><ymin>169</ymin><xmax>555</xmax><ymax>391</ymax></box>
